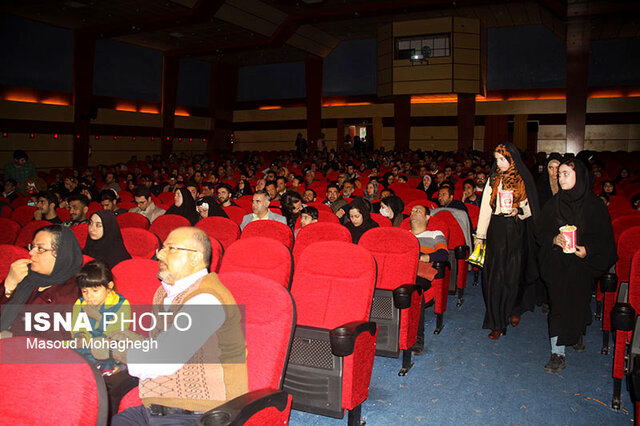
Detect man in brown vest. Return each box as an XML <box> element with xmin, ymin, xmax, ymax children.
<box><xmin>111</xmin><ymin>227</ymin><xmax>248</xmax><ymax>425</ymax></box>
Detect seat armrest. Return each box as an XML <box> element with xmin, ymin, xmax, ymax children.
<box><xmin>393</xmin><ymin>284</ymin><xmax>422</xmax><ymax>309</ymax></box>
<box><xmin>600</xmin><ymin>272</ymin><xmax>618</xmax><ymax>293</ymax></box>
<box><xmin>197</xmin><ymin>389</ymin><xmax>288</xmax><ymax>426</ymax></box>
<box><xmin>329</xmin><ymin>321</ymin><xmax>377</xmax><ymax>357</ymax></box>
<box><xmin>432</xmin><ymin>261</ymin><xmax>450</xmax><ymax>279</ymax></box>
<box><xmin>454</xmin><ymin>245</ymin><xmax>469</xmax><ymax>260</ymax></box>
<box><xmin>617</xmin><ymin>281</ymin><xmax>629</xmax><ymax>303</ymax></box>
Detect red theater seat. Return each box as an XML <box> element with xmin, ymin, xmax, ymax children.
<box><xmin>14</xmin><ymin>220</ymin><xmax>52</xmax><ymax>248</ymax></box>
<box><xmin>196</xmin><ymin>216</ymin><xmax>241</xmax><ymax>251</ymax></box>
<box><xmin>0</xmin><ymin>244</ymin><xmax>30</xmax><ymax>282</ymax></box>
<box><xmin>56</xmin><ymin>207</ymin><xmax>71</xmax><ymax>222</ymax></box>
<box><xmin>71</xmin><ymin>223</ymin><xmax>89</xmax><ymax>249</ymax></box>
<box><xmin>220</xmin><ymin>237</ymin><xmax>293</xmax><ymax>288</ymax></box>
<box><xmin>10</xmin><ymin>205</ymin><xmax>36</xmax><ymax>227</ymax></box>
<box><xmin>283</xmin><ymin>241</ymin><xmax>378</xmax><ymax>424</ymax></box>
<box><xmin>112</xmin><ymin>258</ymin><xmax>160</xmax><ymax>307</ymax></box>
<box><xmin>116</xmin><ymin>212</ymin><xmax>150</xmax><ymax>230</ymax></box>
<box><xmin>292</xmin><ymin>222</ymin><xmax>352</xmax><ymax>263</ymax></box>
<box><xmin>370</xmin><ymin>213</ymin><xmax>392</xmax><ymax>227</ymax></box>
<box><xmin>0</xmin><ymin>218</ymin><xmax>21</xmax><ymax>245</ymax></box>
<box><xmin>241</xmin><ymin>220</ymin><xmax>293</xmax><ymax>249</ymax></box>
<box><xmin>223</xmin><ymin>205</ymin><xmax>249</xmax><ymax>225</ymax></box>
<box><xmin>121</xmin><ymin>228</ymin><xmax>159</xmax><ymax>259</ymax></box>
<box><xmin>403</xmin><ymin>199</ymin><xmax>439</xmax><ymax>215</ymax></box>
<box><xmin>0</xmin><ymin>336</ymin><xmax>109</xmax><ymax>425</ymax></box>
<box><xmin>196</xmin><ymin>272</ymin><xmax>295</xmax><ymax>425</ymax></box>
<box><xmin>149</xmin><ymin>214</ymin><xmax>190</xmax><ymax>242</ymax></box>
<box><xmin>359</xmin><ymin>227</ymin><xmax>421</xmax><ymax>376</ymax></box>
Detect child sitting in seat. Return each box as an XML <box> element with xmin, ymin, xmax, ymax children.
<box><xmin>71</xmin><ymin>259</ymin><xmax>131</xmax><ymax>372</ymax></box>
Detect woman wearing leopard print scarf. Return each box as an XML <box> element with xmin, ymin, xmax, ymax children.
<box><xmin>475</xmin><ymin>143</ymin><xmax>540</xmax><ymax>339</ymax></box>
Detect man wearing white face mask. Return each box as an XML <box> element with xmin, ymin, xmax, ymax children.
<box><xmin>379</xmin><ymin>195</ymin><xmax>405</xmax><ymax>227</ymax></box>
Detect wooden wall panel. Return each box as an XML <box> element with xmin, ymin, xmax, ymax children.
<box><xmin>453</xmin><ymin>33</ymin><xmax>480</xmax><ymax>49</ymax></box>
<box><xmin>453</xmin><ymin>64</ymin><xmax>480</xmax><ymax>80</ymax></box>
<box><xmin>394</xmin><ymin>64</ymin><xmax>452</xmax><ymax>81</ymax></box>
<box><xmin>394</xmin><ymin>80</ymin><xmax>452</xmax><ymax>94</ymax></box>
<box><xmin>454</xmin><ymin>80</ymin><xmax>480</xmax><ymax>93</ymax></box>
<box><xmin>476</xmin><ymin>99</ymin><xmax>566</xmax><ymax>115</ymax></box>
<box><xmin>393</xmin><ymin>18</ymin><xmax>452</xmax><ymax>37</ymax></box>
<box><xmin>0</xmin><ymin>101</ymin><xmax>73</xmax><ymax>122</ymax></box>
<box><xmin>233</xmin><ymin>107</ymin><xmax>307</xmax><ymax>122</ymax></box>
<box><xmin>454</xmin><ymin>49</ymin><xmax>481</xmax><ymax>64</ymax></box>
<box><xmin>93</xmin><ymin>109</ymin><xmax>162</xmax><ymax>127</ymax></box>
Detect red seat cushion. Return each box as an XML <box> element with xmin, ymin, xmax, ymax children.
<box><xmin>0</xmin><ymin>218</ymin><xmax>21</xmax><ymax>245</ymax></box>
<box><xmin>220</xmin><ymin>237</ymin><xmax>292</xmax><ymax>288</ymax></box>
<box><xmin>241</xmin><ymin>220</ymin><xmax>293</xmax><ymax>249</ymax></box>
<box><xmin>121</xmin><ymin>228</ymin><xmax>159</xmax><ymax>259</ymax></box>
<box><xmin>196</xmin><ymin>216</ymin><xmax>241</xmax><ymax>250</ymax></box>
<box><xmin>116</xmin><ymin>212</ymin><xmax>150</xmax><ymax>230</ymax></box>
<box><xmin>149</xmin><ymin>214</ymin><xmax>190</xmax><ymax>242</ymax></box>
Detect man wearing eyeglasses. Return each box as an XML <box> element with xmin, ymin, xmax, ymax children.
<box><xmin>128</xmin><ymin>186</ymin><xmax>166</xmax><ymax>223</ymax></box>
<box><xmin>110</xmin><ymin>227</ymin><xmax>248</xmax><ymax>424</ymax></box>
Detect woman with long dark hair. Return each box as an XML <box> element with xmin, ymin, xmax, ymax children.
<box><xmin>279</xmin><ymin>190</ymin><xmax>304</xmax><ymax>231</ymax></box>
<box><xmin>474</xmin><ymin>143</ymin><xmax>540</xmax><ymax>339</ymax></box>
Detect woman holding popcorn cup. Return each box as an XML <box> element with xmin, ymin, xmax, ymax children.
<box><xmin>475</xmin><ymin>143</ymin><xmax>540</xmax><ymax>340</ymax></box>
<box><xmin>536</xmin><ymin>159</ymin><xmax>617</xmax><ymax>373</ymax></box>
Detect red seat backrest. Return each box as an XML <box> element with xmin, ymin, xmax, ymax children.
<box><xmin>0</xmin><ymin>336</ymin><xmax>108</xmax><ymax>425</ymax></box>
<box><xmin>157</xmin><ymin>192</ymin><xmax>175</xmax><ymax>206</ymax></box>
<box><xmin>0</xmin><ymin>244</ymin><xmax>30</xmax><ymax>282</ymax></box>
<box><xmin>1</xmin><ymin>205</ymin><xmax>13</xmax><ymax>218</ymax></box>
<box><xmin>241</xmin><ymin>220</ymin><xmax>293</xmax><ymax>249</ymax></box>
<box><xmin>11</xmin><ymin>197</ymin><xmax>28</xmax><ymax>208</ymax></box>
<box><xmin>71</xmin><ymin>223</ymin><xmax>89</xmax><ymax>249</ymax></box>
<box><xmin>389</xmin><ymin>182</ymin><xmax>410</xmax><ymax>193</ymax></box>
<box><xmin>466</xmin><ymin>204</ymin><xmax>480</xmax><ymax>230</ymax></box>
<box><xmin>149</xmin><ymin>214</ymin><xmax>190</xmax><ymax>242</ymax></box>
<box><xmin>117</xmin><ymin>212</ymin><xmax>150</xmax><ymax>230</ymax></box>
<box><xmin>56</xmin><ymin>207</ymin><xmax>71</xmax><ymax>222</ymax></box>
<box><xmin>306</xmin><ymin>202</ymin><xmax>334</xmax><ymax>214</ymax></box>
<box><xmin>219</xmin><ymin>272</ymin><xmax>295</xmax><ymax>393</ymax></box>
<box><xmin>121</xmin><ymin>228</ymin><xmax>159</xmax><ymax>259</ymax></box>
<box><xmin>88</xmin><ymin>202</ymin><xmax>102</xmax><ymax>216</ymax></box>
<box><xmin>608</xmin><ymin>195</ymin><xmax>630</xmax><ymax>211</ymax></box>
<box><xmin>220</xmin><ymin>237</ymin><xmax>293</xmax><ymax>288</ymax></box>
<box><xmin>291</xmin><ymin>241</ymin><xmax>376</xmax><ymax>329</ymax></box>
<box><xmin>223</xmin><ymin>205</ymin><xmax>248</xmax><ymax>226</ymax></box>
<box><xmin>292</xmin><ymin>222</ymin><xmax>352</xmax><ymax>262</ymax></box>
<box><xmin>14</xmin><ymin>220</ymin><xmax>52</xmax><ymax>248</ymax></box>
<box><xmin>196</xmin><ymin>216</ymin><xmax>241</xmax><ymax>250</ymax></box>
<box><xmin>617</xmin><ymin>226</ymin><xmax>640</xmax><ymax>283</ymax></box>
<box><xmin>613</xmin><ymin>214</ymin><xmax>640</xmax><ymax>244</ymax></box>
<box><xmin>119</xmin><ymin>191</ymin><xmax>133</xmax><ymax>203</ymax></box>
<box><xmin>112</xmin><ymin>258</ymin><xmax>160</xmax><ymax>306</ymax></box>
<box><xmin>358</xmin><ymin>228</ymin><xmax>419</xmax><ymax>291</ymax></box>
<box><xmin>235</xmin><ymin>196</ymin><xmax>253</xmax><ymax>213</ymax></box>
<box><xmin>370</xmin><ymin>213</ymin><xmax>392</xmax><ymax>227</ymax></box>
<box><xmin>11</xmin><ymin>205</ymin><xmax>36</xmax><ymax>227</ymax></box>
<box><xmin>0</xmin><ymin>218</ymin><xmax>21</xmax><ymax>245</ymax></box>
<box><xmin>403</xmin><ymin>199</ymin><xmax>438</xmax><ymax>215</ymax></box>
<box><xmin>628</xmin><ymin>251</ymin><xmax>640</xmax><ymax>313</ymax></box>
<box><xmin>397</xmin><ymin>189</ymin><xmax>429</xmax><ymax>204</ymax></box>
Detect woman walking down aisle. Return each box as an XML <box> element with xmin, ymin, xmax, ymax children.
<box><xmin>475</xmin><ymin>143</ymin><xmax>540</xmax><ymax>339</ymax></box>
<box><xmin>536</xmin><ymin>159</ymin><xmax>617</xmax><ymax>373</ymax></box>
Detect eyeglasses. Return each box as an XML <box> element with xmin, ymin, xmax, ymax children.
<box><xmin>155</xmin><ymin>246</ymin><xmax>199</xmax><ymax>256</ymax></box>
<box><xmin>28</xmin><ymin>244</ymin><xmax>55</xmax><ymax>254</ymax></box>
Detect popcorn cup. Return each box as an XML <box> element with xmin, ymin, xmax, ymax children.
<box><xmin>559</xmin><ymin>225</ymin><xmax>577</xmax><ymax>254</ymax></box>
<box><xmin>498</xmin><ymin>190</ymin><xmax>514</xmax><ymax>211</ymax></box>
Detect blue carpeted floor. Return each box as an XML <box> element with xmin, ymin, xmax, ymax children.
<box><xmin>288</xmin><ymin>276</ymin><xmax>633</xmax><ymax>425</ymax></box>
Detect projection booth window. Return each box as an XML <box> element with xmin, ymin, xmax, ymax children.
<box><xmin>395</xmin><ymin>34</ymin><xmax>451</xmax><ymax>60</ymax></box>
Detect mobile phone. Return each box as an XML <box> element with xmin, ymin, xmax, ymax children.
<box><xmin>27</xmin><ymin>202</ymin><xmax>36</xmax><ymax>206</ymax></box>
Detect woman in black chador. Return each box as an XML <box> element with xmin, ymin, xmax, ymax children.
<box><xmin>475</xmin><ymin>143</ymin><xmax>540</xmax><ymax>339</ymax></box>
<box><xmin>536</xmin><ymin>159</ymin><xmax>617</xmax><ymax>373</ymax></box>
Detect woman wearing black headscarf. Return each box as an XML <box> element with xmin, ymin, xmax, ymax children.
<box><xmin>536</xmin><ymin>159</ymin><xmax>617</xmax><ymax>373</ymax></box>
<box><xmin>536</xmin><ymin>153</ymin><xmax>563</xmax><ymax>209</ymax></box>
<box><xmin>196</xmin><ymin>196</ymin><xmax>229</xmax><ymax>219</ymax></box>
<box><xmin>379</xmin><ymin>195</ymin><xmax>405</xmax><ymax>227</ymax></box>
<box><xmin>475</xmin><ymin>143</ymin><xmax>540</xmax><ymax>339</ymax></box>
<box><xmin>1</xmin><ymin>225</ymin><xmax>83</xmax><ymax>338</ymax></box>
<box><xmin>83</xmin><ymin>210</ymin><xmax>131</xmax><ymax>268</ymax></box>
<box><xmin>165</xmin><ymin>187</ymin><xmax>200</xmax><ymax>225</ymax></box>
<box><xmin>345</xmin><ymin>197</ymin><xmax>379</xmax><ymax>243</ymax></box>
<box><xmin>417</xmin><ymin>174</ymin><xmax>438</xmax><ymax>199</ymax></box>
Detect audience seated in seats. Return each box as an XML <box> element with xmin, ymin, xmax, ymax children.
<box><xmin>129</xmin><ymin>186</ymin><xmax>165</xmax><ymax>224</ymax></box>
<box><xmin>461</xmin><ymin>179</ymin><xmax>482</xmax><ymax>207</ymax></box>
<box><xmin>216</xmin><ymin>183</ymin><xmax>237</xmax><ymax>207</ymax></box>
<box><xmin>279</xmin><ymin>190</ymin><xmax>304</xmax><ymax>231</ymax></box>
<box><xmin>302</xmin><ymin>188</ymin><xmax>317</xmax><ymax>203</ymax></box>
<box><xmin>110</xmin><ymin>227</ymin><xmax>248</xmax><ymax>424</ymax></box>
<box><xmin>33</xmin><ymin>190</ymin><xmax>62</xmax><ymax>223</ymax></box>
<box><xmin>323</xmin><ymin>183</ymin><xmax>348</xmax><ymax>214</ymax></box>
<box><xmin>345</xmin><ymin>197</ymin><xmax>379</xmax><ymax>243</ymax></box>
<box><xmin>295</xmin><ymin>205</ymin><xmax>319</xmax><ymax>237</ymax></box>
<box><xmin>0</xmin><ymin>225</ymin><xmax>83</xmax><ymax>340</ymax></box>
<box><xmin>437</xmin><ymin>185</ymin><xmax>469</xmax><ymax>214</ymax></box>
<box><xmin>240</xmin><ymin>190</ymin><xmax>287</xmax><ymax>230</ymax></box>
<box><xmin>83</xmin><ymin>210</ymin><xmax>132</xmax><ymax>269</ymax></box>
<box><xmin>100</xmin><ymin>189</ymin><xmax>128</xmax><ymax>216</ymax></box>
<box><xmin>63</xmin><ymin>194</ymin><xmax>90</xmax><ymax>227</ymax></box>
<box><xmin>417</xmin><ymin>174</ymin><xmax>439</xmax><ymax>199</ymax></box>
<box><xmin>380</xmin><ymin>195</ymin><xmax>405</xmax><ymax>227</ymax></box>
<box><xmin>196</xmin><ymin>196</ymin><xmax>228</xmax><ymax>219</ymax></box>
<box><xmin>165</xmin><ymin>187</ymin><xmax>200</xmax><ymax>226</ymax></box>
<box><xmin>2</xmin><ymin>178</ymin><xmax>19</xmax><ymax>202</ymax></box>
<box><xmin>71</xmin><ymin>259</ymin><xmax>131</xmax><ymax>368</ymax></box>
<box><xmin>409</xmin><ymin>204</ymin><xmax>448</xmax><ymax>352</ymax></box>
